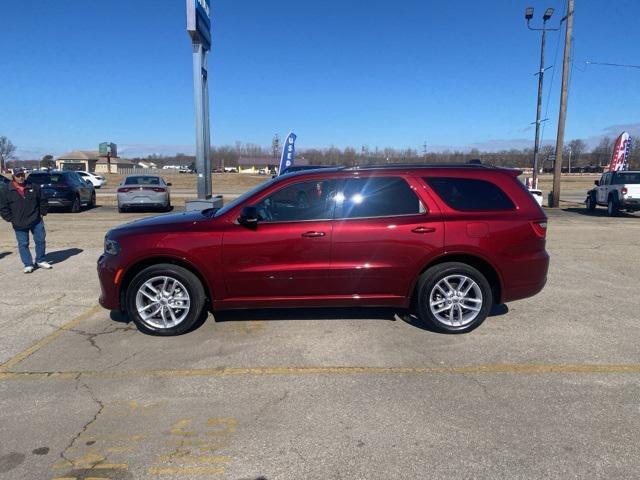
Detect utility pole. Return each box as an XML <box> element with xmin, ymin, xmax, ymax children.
<box><xmin>525</xmin><ymin>7</ymin><xmax>561</xmax><ymax>188</ymax></box>
<box><xmin>423</xmin><ymin>140</ymin><xmax>427</xmax><ymax>159</ymax></box>
<box><xmin>551</xmin><ymin>0</ymin><xmax>574</xmax><ymax>208</ymax></box>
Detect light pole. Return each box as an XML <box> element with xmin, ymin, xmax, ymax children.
<box><xmin>525</xmin><ymin>7</ymin><xmax>561</xmax><ymax>188</ymax></box>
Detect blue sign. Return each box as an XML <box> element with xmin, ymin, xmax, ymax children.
<box><xmin>187</xmin><ymin>0</ymin><xmax>211</xmax><ymax>50</ymax></box>
<box><xmin>278</xmin><ymin>132</ymin><xmax>297</xmax><ymax>175</ymax></box>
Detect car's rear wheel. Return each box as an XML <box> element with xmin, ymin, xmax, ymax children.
<box><xmin>126</xmin><ymin>263</ymin><xmax>206</xmax><ymax>336</ymax></box>
<box><xmin>70</xmin><ymin>195</ymin><xmax>81</xmax><ymax>213</ymax></box>
<box><xmin>607</xmin><ymin>195</ymin><xmax>619</xmax><ymax>217</ymax></box>
<box><xmin>89</xmin><ymin>191</ymin><xmax>96</xmax><ymax>208</ymax></box>
<box><xmin>586</xmin><ymin>193</ymin><xmax>596</xmax><ymax>211</ymax></box>
<box><xmin>416</xmin><ymin>262</ymin><xmax>492</xmax><ymax>333</ymax></box>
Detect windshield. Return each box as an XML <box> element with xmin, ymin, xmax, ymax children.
<box><xmin>214</xmin><ymin>178</ymin><xmax>278</xmax><ymax>217</ymax></box>
<box><xmin>125</xmin><ymin>176</ymin><xmax>160</xmax><ymax>185</ymax></box>
<box><xmin>613</xmin><ymin>172</ymin><xmax>640</xmax><ymax>184</ymax></box>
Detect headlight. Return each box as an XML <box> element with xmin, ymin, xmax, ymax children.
<box><xmin>104</xmin><ymin>237</ymin><xmax>121</xmax><ymax>256</ymax></box>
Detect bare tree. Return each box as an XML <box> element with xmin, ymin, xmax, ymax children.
<box><xmin>0</xmin><ymin>136</ymin><xmax>17</xmax><ymax>173</ymax></box>
<box><xmin>593</xmin><ymin>137</ymin><xmax>613</xmax><ymax>167</ymax></box>
<box><xmin>566</xmin><ymin>139</ymin><xmax>587</xmax><ymax>166</ymax></box>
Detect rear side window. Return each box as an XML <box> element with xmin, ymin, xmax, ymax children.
<box><xmin>424</xmin><ymin>177</ymin><xmax>515</xmax><ymax>211</ymax></box>
<box><xmin>335</xmin><ymin>177</ymin><xmax>424</xmax><ymax>219</ymax></box>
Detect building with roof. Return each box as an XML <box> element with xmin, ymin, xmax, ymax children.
<box><xmin>56</xmin><ymin>150</ymin><xmax>135</xmax><ymax>173</ymax></box>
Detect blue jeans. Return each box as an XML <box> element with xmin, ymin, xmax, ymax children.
<box><xmin>14</xmin><ymin>219</ymin><xmax>46</xmax><ymax>267</ymax></box>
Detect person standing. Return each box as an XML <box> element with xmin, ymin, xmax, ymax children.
<box><xmin>0</xmin><ymin>167</ymin><xmax>51</xmax><ymax>273</ymax></box>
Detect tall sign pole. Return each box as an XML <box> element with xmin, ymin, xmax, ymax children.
<box><xmin>551</xmin><ymin>0</ymin><xmax>574</xmax><ymax>208</ymax></box>
<box><xmin>186</xmin><ymin>0</ymin><xmax>212</xmax><ymax>200</ymax></box>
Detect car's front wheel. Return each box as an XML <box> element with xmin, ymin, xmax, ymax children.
<box><xmin>416</xmin><ymin>262</ymin><xmax>492</xmax><ymax>333</ymax></box>
<box><xmin>126</xmin><ymin>264</ymin><xmax>206</xmax><ymax>335</ymax></box>
<box><xmin>585</xmin><ymin>194</ymin><xmax>596</xmax><ymax>211</ymax></box>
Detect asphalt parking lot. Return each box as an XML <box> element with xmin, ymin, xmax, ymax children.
<box><xmin>1</xmin><ymin>201</ymin><xmax>639</xmax><ymax>479</ymax></box>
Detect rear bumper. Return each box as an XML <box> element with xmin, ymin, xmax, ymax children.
<box><xmin>501</xmin><ymin>250</ymin><xmax>550</xmax><ymax>303</ymax></box>
<box><xmin>97</xmin><ymin>254</ymin><xmax>121</xmax><ymax>310</ymax></box>
<box><xmin>46</xmin><ymin>198</ymin><xmax>73</xmax><ymax>207</ymax></box>
<box><xmin>622</xmin><ymin>198</ymin><xmax>640</xmax><ymax>210</ymax></box>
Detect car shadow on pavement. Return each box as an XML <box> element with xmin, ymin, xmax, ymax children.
<box><xmin>46</xmin><ymin>248</ymin><xmax>83</xmax><ymax>264</ymax></box>
<box><xmin>563</xmin><ymin>207</ymin><xmax>638</xmax><ymax>218</ymax></box>
<box><xmin>400</xmin><ymin>303</ymin><xmax>510</xmax><ymax>334</ymax></box>
<box><xmin>0</xmin><ymin>251</ymin><xmax>11</xmax><ymax>260</ymax></box>
<box><xmin>110</xmin><ymin>304</ymin><xmax>510</xmax><ymax>335</ymax></box>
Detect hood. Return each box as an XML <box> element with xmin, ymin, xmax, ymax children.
<box><xmin>113</xmin><ymin>210</ymin><xmax>215</xmax><ymax>234</ymax></box>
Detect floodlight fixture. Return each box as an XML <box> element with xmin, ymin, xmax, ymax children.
<box><xmin>543</xmin><ymin>8</ymin><xmax>554</xmax><ymax>21</ymax></box>
<box><xmin>525</xmin><ymin>7</ymin><xmax>534</xmax><ymax>20</ymax></box>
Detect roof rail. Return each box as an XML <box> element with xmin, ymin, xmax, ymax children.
<box><xmin>341</xmin><ymin>162</ymin><xmax>494</xmax><ymax>171</ymax></box>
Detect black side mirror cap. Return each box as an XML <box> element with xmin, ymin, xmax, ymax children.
<box><xmin>166</xmin><ymin>182</ymin><xmax>172</xmax><ymax>186</ymax></box>
<box><xmin>594</xmin><ymin>180</ymin><xmax>599</xmax><ymax>186</ymax></box>
<box><xmin>238</xmin><ymin>205</ymin><xmax>259</xmax><ymax>228</ymax></box>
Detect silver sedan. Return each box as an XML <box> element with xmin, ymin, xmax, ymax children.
<box><xmin>117</xmin><ymin>175</ymin><xmax>171</xmax><ymax>213</ymax></box>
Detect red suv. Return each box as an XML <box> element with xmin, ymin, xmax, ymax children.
<box><xmin>98</xmin><ymin>165</ymin><xmax>549</xmax><ymax>335</ymax></box>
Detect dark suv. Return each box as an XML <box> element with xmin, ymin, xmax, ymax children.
<box><xmin>26</xmin><ymin>170</ymin><xmax>95</xmax><ymax>212</ymax></box>
<box><xmin>98</xmin><ymin>165</ymin><xmax>549</xmax><ymax>335</ymax></box>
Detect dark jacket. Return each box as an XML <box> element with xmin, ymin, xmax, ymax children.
<box><xmin>0</xmin><ymin>182</ymin><xmax>48</xmax><ymax>230</ymax></box>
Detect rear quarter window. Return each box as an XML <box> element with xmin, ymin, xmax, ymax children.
<box><xmin>424</xmin><ymin>177</ymin><xmax>515</xmax><ymax>211</ymax></box>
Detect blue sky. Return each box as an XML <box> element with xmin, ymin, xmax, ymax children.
<box><xmin>1</xmin><ymin>0</ymin><xmax>639</xmax><ymax>159</ymax></box>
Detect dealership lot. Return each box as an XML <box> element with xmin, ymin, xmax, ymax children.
<box><xmin>0</xmin><ymin>202</ymin><xmax>639</xmax><ymax>479</ymax></box>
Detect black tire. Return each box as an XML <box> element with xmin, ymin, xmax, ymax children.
<box><xmin>125</xmin><ymin>263</ymin><xmax>206</xmax><ymax>336</ymax></box>
<box><xmin>70</xmin><ymin>195</ymin><xmax>81</xmax><ymax>213</ymax></box>
<box><xmin>89</xmin><ymin>191</ymin><xmax>96</xmax><ymax>208</ymax></box>
<box><xmin>586</xmin><ymin>194</ymin><xmax>596</xmax><ymax>211</ymax></box>
<box><xmin>607</xmin><ymin>195</ymin><xmax>619</xmax><ymax>217</ymax></box>
<box><xmin>416</xmin><ymin>262</ymin><xmax>493</xmax><ymax>333</ymax></box>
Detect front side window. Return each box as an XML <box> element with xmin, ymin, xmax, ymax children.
<box><xmin>255</xmin><ymin>179</ymin><xmax>336</xmax><ymax>222</ymax></box>
<box><xmin>334</xmin><ymin>177</ymin><xmax>424</xmax><ymax>219</ymax></box>
<box><xmin>425</xmin><ymin>177</ymin><xmax>515</xmax><ymax>212</ymax></box>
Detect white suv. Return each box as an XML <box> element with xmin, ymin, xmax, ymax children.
<box><xmin>78</xmin><ymin>171</ymin><xmax>107</xmax><ymax>188</ymax></box>
<box><xmin>587</xmin><ymin>171</ymin><xmax>640</xmax><ymax>216</ymax></box>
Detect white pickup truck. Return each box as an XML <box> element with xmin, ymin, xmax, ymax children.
<box><xmin>586</xmin><ymin>171</ymin><xmax>640</xmax><ymax>216</ymax></box>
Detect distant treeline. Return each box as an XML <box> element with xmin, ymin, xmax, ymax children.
<box><xmin>127</xmin><ymin>136</ymin><xmax>638</xmax><ymax>171</ymax></box>
<box><xmin>11</xmin><ymin>136</ymin><xmax>635</xmax><ymax>172</ymax></box>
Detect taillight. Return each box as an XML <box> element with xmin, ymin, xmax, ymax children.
<box><xmin>150</xmin><ymin>187</ymin><xmax>166</xmax><ymax>193</ymax></box>
<box><xmin>118</xmin><ymin>187</ymin><xmax>133</xmax><ymax>193</ymax></box>
<box><xmin>621</xmin><ymin>187</ymin><xmax>628</xmax><ymax>195</ymax></box>
<box><xmin>530</xmin><ymin>220</ymin><xmax>547</xmax><ymax>238</ymax></box>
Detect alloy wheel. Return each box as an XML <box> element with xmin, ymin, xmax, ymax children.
<box><xmin>428</xmin><ymin>274</ymin><xmax>483</xmax><ymax>328</ymax></box>
<box><xmin>135</xmin><ymin>276</ymin><xmax>191</xmax><ymax>329</ymax></box>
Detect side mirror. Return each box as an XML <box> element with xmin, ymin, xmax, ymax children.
<box><xmin>166</xmin><ymin>182</ymin><xmax>172</xmax><ymax>186</ymax></box>
<box><xmin>594</xmin><ymin>180</ymin><xmax>600</xmax><ymax>186</ymax></box>
<box><xmin>238</xmin><ymin>205</ymin><xmax>259</xmax><ymax>228</ymax></box>
<box><xmin>85</xmin><ymin>179</ymin><xmax>93</xmax><ymax>186</ymax></box>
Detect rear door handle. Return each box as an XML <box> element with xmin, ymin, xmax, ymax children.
<box><xmin>302</xmin><ymin>231</ymin><xmax>325</xmax><ymax>238</ymax></box>
<box><xmin>412</xmin><ymin>226</ymin><xmax>436</xmax><ymax>234</ymax></box>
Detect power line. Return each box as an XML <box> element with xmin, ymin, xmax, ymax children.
<box><xmin>585</xmin><ymin>61</ymin><xmax>640</xmax><ymax>69</ymax></box>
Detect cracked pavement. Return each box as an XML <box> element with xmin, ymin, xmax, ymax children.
<box><xmin>0</xmin><ymin>207</ymin><xmax>639</xmax><ymax>479</ymax></box>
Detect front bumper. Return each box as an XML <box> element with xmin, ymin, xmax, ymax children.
<box><xmin>97</xmin><ymin>254</ymin><xmax>122</xmax><ymax>310</ymax></box>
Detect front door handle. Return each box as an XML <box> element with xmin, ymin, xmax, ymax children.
<box><xmin>412</xmin><ymin>226</ymin><xmax>436</xmax><ymax>234</ymax></box>
<box><xmin>302</xmin><ymin>231</ymin><xmax>325</xmax><ymax>238</ymax></box>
